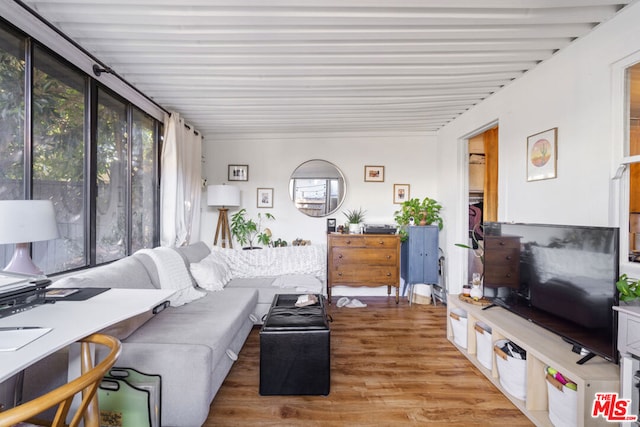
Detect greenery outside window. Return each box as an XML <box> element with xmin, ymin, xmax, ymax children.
<box><xmin>0</xmin><ymin>20</ymin><xmax>161</xmax><ymax>275</ymax></box>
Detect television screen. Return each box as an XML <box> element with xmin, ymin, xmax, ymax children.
<box><xmin>483</xmin><ymin>222</ymin><xmax>619</xmax><ymax>363</ymax></box>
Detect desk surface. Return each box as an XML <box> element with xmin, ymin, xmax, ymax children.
<box><xmin>0</xmin><ymin>288</ymin><xmax>174</xmax><ymax>382</ymax></box>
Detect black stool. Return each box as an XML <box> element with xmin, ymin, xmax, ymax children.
<box><xmin>259</xmin><ymin>294</ymin><xmax>330</xmax><ymax>396</ymax></box>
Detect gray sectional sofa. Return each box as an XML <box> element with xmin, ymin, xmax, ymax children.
<box><xmin>21</xmin><ymin>242</ymin><xmax>326</xmax><ymax>427</ymax></box>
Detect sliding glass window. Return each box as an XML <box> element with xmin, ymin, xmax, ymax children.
<box><xmin>31</xmin><ymin>46</ymin><xmax>87</xmax><ymax>272</ymax></box>
<box><xmin>96</xmin><ymin>88</ymin><xmax>128</xmax><ymax>264</ymax></box>
<box><xmin>0</xmin><ymin>26</ymin><xmax>25</xmax><ymax>267</ymax></box>
<box><xmin>0</xmin><ymin>19</ymin><xmax>161</xmax><ymax>275</ymax></box>
<box><xmin>131</xmin><ymin>108</ymin><xmax>157</xmax><ymax>252</ymax></box>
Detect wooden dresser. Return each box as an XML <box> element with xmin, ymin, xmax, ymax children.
<box><xmin>327</xmin><ymin>233</ymin><xmax>401</xmax><ymax>303</ymax></box>
<box><xmin>483</xmin><ymin>235</ymin><xmax>520</xmax><ymax>289</ymax></box>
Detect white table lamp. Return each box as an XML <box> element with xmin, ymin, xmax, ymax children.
<box><xmin>0</xmin><ymin>200</ymin><xmax>59</xmax><ymax>275</ymax></box>
<box><xmin>207</xmin><ymin>185</ymin><xmax>240</xmax><ymax>248</ymax></box>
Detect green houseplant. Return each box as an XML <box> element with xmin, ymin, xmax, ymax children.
<box><xmin>616</xmin><ymin>274</ymin><xmax>640</xmax><ymax>304</ymax></box>
<box><xmin>393</xmin><ymin>197</ymin><xmax>443</xmax><ymax>241</ymax></box>
<box><xmin>343</xmin><ymin>207</ymin><xmax>366</xmax><ymax>233</ymax></box>
<box><xmin>230</xmin><ymin>209</ymin><xmax>275</xmax><ymax>249</ymax></box>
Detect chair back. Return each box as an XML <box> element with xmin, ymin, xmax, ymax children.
<box><xmin>0</xmin><ymin>333</ymin><xmax>122</xmax><ymax>427</ymax></box>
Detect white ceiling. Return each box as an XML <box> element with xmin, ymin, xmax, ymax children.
<box><xmin>18</xmin><ymin>0</ymin><xmax>633</xmax><ymax>137</ymax></box>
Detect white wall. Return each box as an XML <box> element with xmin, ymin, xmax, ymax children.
<box><xmin>199</xmin><ymin>132</ymin><xmax>438</xmax><ymax>248</ymax></box>
<box><xmin>437</xmin><ymin>2</ymin><xmax>640</xmax><ymax>294</ymax></box>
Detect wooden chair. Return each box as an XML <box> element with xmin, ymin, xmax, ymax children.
<box><xmin>0</xmin><ymin>333</ymin><xmax>122</xmax><ymax>427</ymax></box>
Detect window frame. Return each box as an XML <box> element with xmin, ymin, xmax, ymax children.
<box><xmin>0</xmin><ymin>19</ymin><xmax>162</xmax><ymax>275</ymax></box>
<box><xmin>613</xmin><ymin>50</ymin><xmax>640</xmax><ymax>279</ymax></box>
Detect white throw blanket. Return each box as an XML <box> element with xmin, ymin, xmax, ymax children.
<box><xmin>137</xmin><ymin>247</ymin><xmax>206</xmax><ymax>307</ymax></box>
<box><xmin>212</xmin><ymin>245</ymin><xmax>326</xmax><ymax>279</ymax></box>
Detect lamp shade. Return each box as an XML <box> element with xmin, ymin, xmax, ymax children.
<box><xmin>0</xmin><ymin>200</ymin><xmax>59</xmax><ymax>244</ymax></box>
<box><xmin>207</xmin><ymin>185</ymin><xmax>240</xmax><ymax>207</ymax></box>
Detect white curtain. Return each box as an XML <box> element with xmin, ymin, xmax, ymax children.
<box><xmin>160</xmin><ymin>112</ymin><xmax>203</xmax><ymax>247</ymax></box>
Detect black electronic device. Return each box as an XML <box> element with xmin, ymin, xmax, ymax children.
<box><xmin>0</xmin><ymin>279</ymin><xmax>50</xmax><ymax>319</ymax></box>
<box><xmin>483</xmin><ymin>222</ymin><xmax>619</xmax><ymax>364</ymax></box>
<box><xmin>363</xmin><ymin>224</ymin><xmax>397</xmax><ymax>235</ymax></box>
<box><xmin>327</xmin><ymin>218</ymin><xmax>336</xmax><ymax>233</ymax></box>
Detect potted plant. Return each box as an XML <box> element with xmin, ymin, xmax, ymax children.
<box><xmin>616</xmin><ymin>274</ymin><xmax>640</xmax><ymax>304</ymax></box>
<box><xmin>230</xmin><ymin>209</ymin><xmax>275</xmax><ymax>249</ymax></box>
<box><xmin>343</xmin><ymin>208</ymin><xmax>366</xmax><ymax>234</ymax></box>
<box><xmin>393</xmin><ymin>197</ymin><xmax>443</xmax><ymax>241</ymax></box>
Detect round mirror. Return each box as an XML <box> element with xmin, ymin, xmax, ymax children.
<box><xmin>289</xmin><ymin>159</ymin><xmax>346</xmax><ymax>217</ymax></box>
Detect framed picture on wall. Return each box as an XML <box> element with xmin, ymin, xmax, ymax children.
<box><xmin>527</xmin><ymin>128</ymin><xmax>557</xmax><ymax>181</ymax></box>
<box><xmin>364</xmin><ymin>165</ymin><xmax>385</xmax><ymax>182</ymax></box>
<box><xmin>228</xmin><ymin>164</ymin><xmax>249</xmax><ymax>181</ymax></box>
<box><xmin>257</xmin><ymin>188</ymin><xmax>273</xmax><ymax>208</ymax></box>
<box><xmin>393</xmin><ymin>184</ymin><xmax>410</xmax><ymax>204</ymax></box>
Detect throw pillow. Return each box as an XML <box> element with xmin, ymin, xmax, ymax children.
<box><xmin>190</xmin><ymin>252</ymin><xmax>232</xmax><ymax>291</ymax></box>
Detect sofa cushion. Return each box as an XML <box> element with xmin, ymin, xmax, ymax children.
<box><xmin>51</xmin><ymin>256</ymin><xmax>156</xmax><ymax>290</ymax></box>
<box><xmin>124</xmin><ymin>288</ymin><xmax>258</xmax><ymax>368</ymax></box>
<box><xmin>272</xmin><ymin>274</ymin><xmax>323</xmax><ymax>293</ymax></box>
<box><xmin>174</xmin><ymin>241</ymin><xmax>211</xmax><ymax>264</ymax></box>
<box><xmin>226</xmin><ymin>277</ymin><xmax>277</xmax><ymax>305</ymax></box>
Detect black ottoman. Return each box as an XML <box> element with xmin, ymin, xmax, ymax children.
<box><xmin>259</xmin><ymin>294</ymin><xmax>330</xmax><ymax>396</ymax></box>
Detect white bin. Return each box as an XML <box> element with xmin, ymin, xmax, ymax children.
<box><xmin>449</xmin><ymin>308</ymin><xmax>468</xmax><ymax>349</ymax></box>
<box><xmin>546</xmin><ymin>372</ymin><xmax>578</xmax><ymax>427</ymax></box>
<box><xmin>494</xmin><ymin>339</ymin><xmax>527</xmax><ymax>401</ymax></box>
<box><xmin>474</xmin><ymin>322</ymin><xmax>492</xmax><ymax>370</ymax></box>
<box><xmin>411</xmin><ymin>283</ymin><xmax>432</xmax><ymax>305</ymax></box>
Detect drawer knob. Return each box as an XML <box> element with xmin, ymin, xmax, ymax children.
<box><xmin>338</xmin><ymin>272</ymin><xmax>343</xmax><ymax>277</ymax></box>
<box><xmin>346</xmin><ymin>240</ymin><xmax>351</xmax><ymax>245</ymax></box>
<box><xmin>506</xmin><ymin>273</ymin><xmax>511</xmax><ymax>278</ymax></box>
<box><xmin>505</xmin><ymin>256</ymin><xmax>512</xmax><ymax>260</ymax></box>
<box><xmin>386</xmin><ymin>255</ymin><xmax>391</xmax><ymax>260</ymax></box>
<box><xmin>499</xmin><ymin>241</ymin><xmax>506</xmax><ymax>246</ymax></box>
<box><xmin>378</xmin><ymin>240</ymin><xmax>384</xmax><ymax>245</ymax></box>
<box><xmin>386</xmin><ymin>272</ymin><xmax>391</xmax><ymax>277</ymax></box>
<box><xmin>338</xmin><ymin>254</ymin><xmax>343</xmax><ymax>259</ymax></box>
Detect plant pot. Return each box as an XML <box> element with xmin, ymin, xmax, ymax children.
<box><xmin>348</xmin><ymin>223</ymin><xmax>361</xmax><ymax>234</ymax></box>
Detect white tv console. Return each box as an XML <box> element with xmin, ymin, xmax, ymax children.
<box><xmin>447</xmin><ymin>295</ymin><xmax>619</xmax><ymax>427</ymax></box>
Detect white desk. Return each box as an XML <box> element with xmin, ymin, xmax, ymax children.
<box><xmin>0</xmin><ymin>288</ymin><xmax>174</xmax><ymax>383</ymax></box>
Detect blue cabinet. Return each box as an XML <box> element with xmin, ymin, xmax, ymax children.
<box><xmin>401</xmin><ymin>226</ymin><xmax>439</xmax><ymax>296</ymax></box>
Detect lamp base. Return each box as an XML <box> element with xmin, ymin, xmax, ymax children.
<box><xmin>3</xmin><ymin>243</ymin><xmax>43</xmax><ymax>276</ymax></box>
<box><xmin>214</xmin><ymin>208</ymin><xmax>233</xmax><ymax>248</ymax></box>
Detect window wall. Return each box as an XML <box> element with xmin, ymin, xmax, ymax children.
<box><xmin>0</xmin><ymin>21</ymin><xmax>161</xmax><ymax>275</ymax></box>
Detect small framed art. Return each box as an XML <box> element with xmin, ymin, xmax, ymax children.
<box><xmin>257</xmin><ymin>188</ymin><xmax>273</xmax><ymax>208</ymax></box>
<box><xmin>527</xmin><ymin>128</ymin><xmax>557</xmax><ymax>181</ymax></box>
<box><xmin>393</xmin><ymin>184</ymin><xmax>410</xmax><ymax>204</ymax></box>
<box><xmin>364</xmin><ymin>165</ymin><xmax>385</xmax><ymax>182</ymax></box>
<box><xmin>228</xmin><ymin>164</ymin><xmax>249</xmax><ymax>181</ymax></box>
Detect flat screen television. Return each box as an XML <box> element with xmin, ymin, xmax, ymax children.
<box><xmin>483</xmin><ymin>222</ymin><xmax>619</xmax><ymax>364</ymax></box>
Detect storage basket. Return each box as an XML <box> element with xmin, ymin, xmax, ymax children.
<box><xmin>494</xmin><ymin>339</ymin><xmax>527</xmax><ymax>401</ymax></box>
<box><xmin>546</xmin><ymin>370</ymin><xmax>578</xmax><ymax>427</ymax></box>
<box><xmin>474</xmin><ymin>322</ymin><xmax>493</xmax><ymax>370</ymax></box>
<box><xmin>449</xmin><ymin>308</ymin><xmax>468</xmax><ymax>349</ymax></box>
<box><xmin>411</xmin><ymin>284</ymin><xmax>432</xmax><ymax>305</ymax></box>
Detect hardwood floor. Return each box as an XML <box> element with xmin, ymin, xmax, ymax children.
<box><xmin>205</xmin><ymin>297</ymin><xmax>533</xmax><ymax>426</ymax></box>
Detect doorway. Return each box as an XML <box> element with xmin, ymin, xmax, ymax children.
<box><xmin>465</xmin><ymin>125</ymin><xmax>498</xmax><ymax>281</ymax></box>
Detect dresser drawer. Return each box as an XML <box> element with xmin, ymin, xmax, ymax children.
<box><xmin>330</xmin><ymin>267</ymin><xmax>398</xmax><ymax>285</ymax></box>
<box><xmin>363</xmin><ymin>236</ymin><xmax>398</xmax><ymax>248</ymax></box>
<box><xmin>328</xmin><ymin>235</ymin><xmax>366</xmax><ymax>248</ymax></box>
<box><xmin>331</xmin><ymin>248</ymin><xmax>397</xmax><ymax>265</ymax></box>
<box><xmin>485</xmin><ymin>235</ymin><xmax>520</xmax><ymax>250</ymax></box>
<box><xmin>484</xmin><ymin>248</ymin><xmax>519</xmax><ymax>287</ymax></box>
